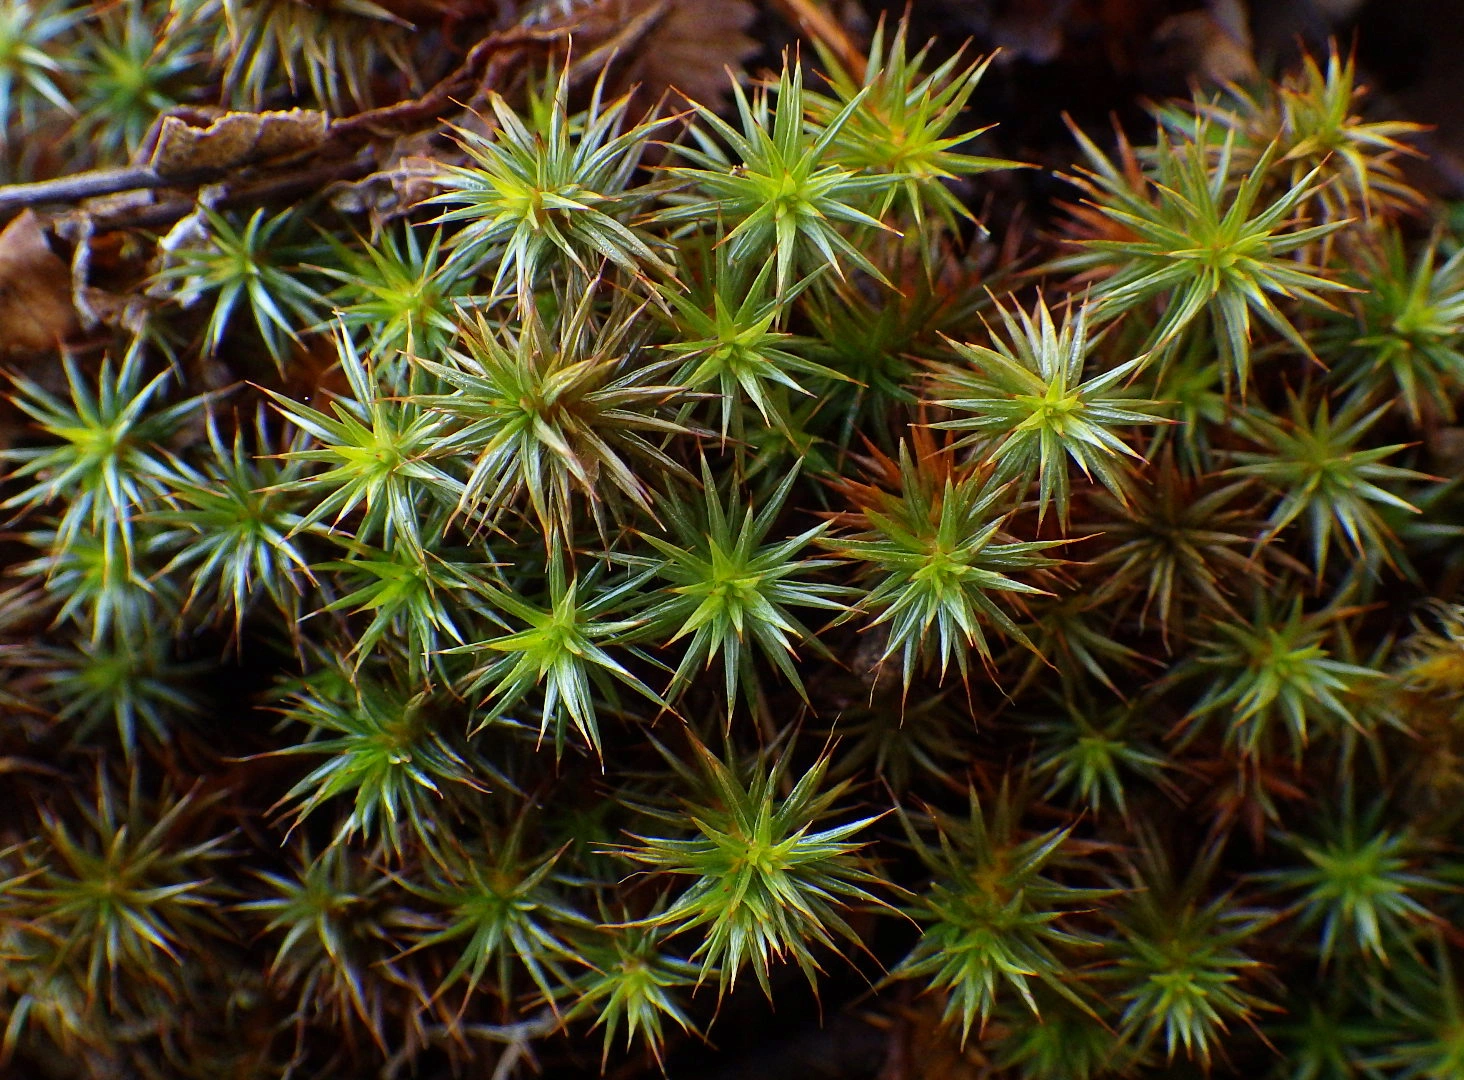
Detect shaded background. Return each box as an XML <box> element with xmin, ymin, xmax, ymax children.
<box><xmin>847</xmin><ymin>0</ymin><xmax>1464</xmax><ymax>201</ymax></box>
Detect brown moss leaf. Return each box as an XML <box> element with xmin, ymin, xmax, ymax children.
<box><xmin>149</xmin><ymin>108</ymin><xmax>328</xmax><ymax>178</ymax></box>
<box><xmin>620</xmin><ymin>0</ymin><xmax>757</xmax><ymax>112</ymax></box>
<box><xmin>540</xmin><ymin>0</ymin><xmax>756</xmax><ymax>113</ymax></box>
<box><xmin>0</xmin><ymin>209</ymin><xmax>77</xmax><ymax>355</ymax></box>
<box><xmin>877</xmin><ymin>992</ymin><xmax>988</xmax><ymax>1080</ymax></box>
<box><xmin>326</xmin><ymin>141</ymin><xmax>444</xmax><ymax>228</ymax></box>
<box><xmin>1152</xmin><ymin>0</ymin><xmax>1258</xmax><ymax>86</ymax></box>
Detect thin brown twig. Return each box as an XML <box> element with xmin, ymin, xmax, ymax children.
<box><xmin>0</xmin><ymin>24</ymin><xmax>562</xmax><ymax>217</ymax></box>
<box><xmin>73</xmin><ymin>149</ymin><xmax>379</xmax><ymax>234</ymax></box>
<box><xmin>0</xmin><ymin>167</ymin><xmax>169</xmax><ymax>213</ymax></box>
<box><xmin>326</xmin><ymin>24</ymin><xmax>565</xmax><ymax>141</ymax></box>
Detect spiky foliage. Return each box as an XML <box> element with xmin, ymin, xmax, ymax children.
<box><xmin>239</xmin><ymin>842</ymin><xmax>419</xmax><ymax>1051</ymax></box>
<box><xmin>806</xmin><ymin>15</ymin><xmax>1021</xmax><ymax>239</ymax></box>
<box><xmin>1226</xmin><ymin>391</ymin><xmax>1427</xmax><ymax>576</ymax></box>
<box><xmin>826</xmin><ymin>432</ymin><xmax>1065</xmax><ymax>687</ymax></box>
<box><xmin>929</xmin><ymin>295</ymin><xmax>1166</xmax><ymax>527</ymax></box>
<box><xmin>1265</xmin><ymin>990</ymin><xmax>1387</xmax><ymax>1080</ymax></box>
<box><xmin>633</xmin><ymin>462</ymin><xmax>846</xmax><ymax>712</ymax></box>
<box><xmin>561</xmin><ymin>917</ymin><xmax>700</xmax><ymax>1068</ymax></box>
<box><xmin>1256</xmin><ymin>794</ymin><xmax>1449</xmax><ymax>966</ymax></box>
<box><xmin>986</xmin><ymin>991</ymin><xmax>1120</xmax><ymax>1080</ymax></box>
<box><xmin>658</xmin><ymin>58</ymin><xmax>895</xmax><ymax>293</ymax></box>
<box><xmin>4</xmin><ymin>772</ymin><xmax>229</xmax><ymax>1024</ymax></box>
<box><xmin>1197</xmin><ymin>44</ymin><xmax>1425</xmax><ymax>221</ymax></box>
<box><xmin>0</xmin><ymin>583</ymin><xmax>47</xmax><ymax>712</ymax></box>
<box><xmin>452</xmin><ymin>553</ymin><xmax>666</xmax><ymax>757</ymax></box>
<box><xmin>317</xmin><ymin>535</ymin><xmax>493</xmax><ymax>678</ymax></box>
<box><xmin>1108</xmin><ymin>838</ymin><xmax>1275</xmax><ymax>1067</ymax></box>
<box><xmin>1146</xmin><ymin>347</ymin><xmax>1230</xmax><ymax>474</ymax></box>
<box><xmin>624</xmin><ymin>743</ymin><xmax>885</xmax><ymax>997</ymax></box>
<box><xmin>1367</xmin><ymin>943</ymin><xmax>1464</xmax><ymax>1080</ymax></box>
<box><xmin>152</xmin><ymin>207</ymin><xmax>326</xmax><ymax>369</ymax></box>
<box><xmin>178</xmin><ymin>0</ymin><xmax>414</xmax><ymax>112</ymax></box>
<box><xmin>1030</xmin><ymin>698</ymin><xmax>1172</xmax><ymax>816</ymax></box>
<box><xmin>430</xmin><ymin>67</ymin><xmax>671</xmax><ymax>294</ymax></box>
<box><xmin>823</xmin><ymin>687</ymin><xmax>970</xmax><ymax>793</ymax></box>
<box><xmin>68</xmin><ymin>1</ymin><xmax>200</xmax><ymax>163</ymax></box>
<box><xmin>272</xmin><ymin>667</ymin><xmax>499</xmax><ymax>857</ymax></box>
<box><xmin>151</xmin><ymin>410</ymin><xmax>312</xmax><ymax>638</ymax></box>
<box><xmin>1053</xmin><ymin>118</ymin><xmax>1350</xmax><ymax>392</ymax></box>
<box><xmin>1176</xmin><ymin>592</ymin><xmax>1380</xmax><ymax>761</ymax></box>
<box><xmin>893</xmin><ymin>782</ymin><xmax>1108</xmax><ymax>1042</ymax></box>
<box><xmin>660</xmin><ymin>245</ymin><xmax>837</xmax><ymax>441</ymax></box>
<box><xmin>400</xmin><ymin>823</ymin><xmax>585</xmax><ymax>1008</ymax></box>
<box><xmin>1328</xmin><ymin>227</ymin><xmax>1464</xmax><ymax>422</ymax></box>
<box><xmin>414</xmin><ymin>288</ymin><xmax>691</xmax><ymax>542</ymax></box>
<box><xmin>12</xmin><ymin>13</ymin><xmax>1464</xmax><ymax>1079</ymax></box>
<box><xmin>0</xmin><ymin>0</ymin><xmax>78</xmax><ymax>148</ymax></box>
<box><xmin>1006</xmin><ymin>590</ymin><xmax>1149</xmax><ymax>697</ymax></box>
<box><xmin>3</xmin><ymin>351</ymin><xmax>198</xmax><ymax>570</ymax></box>
<box><xmin>317</xmin><ymin>225</ymin><xmax>478</xmax><ymax>386</ymax></box>
<box><xmin>35</xmin><ymin>631</ymin><xmax>203</xmax><ymax>756</ymax></box>
<box><xmin>15</xmin><ymin>521</ymin><xmax>171</xmax><ymax>643</ymax></box>
<box><xmin>1088</xmin><ymin>459</ymin><xmax>1270</xmax><ymax>641</ymax></box>
<box><xmin>1396</xmin><ymin>600</ymin><xmax>1464</xmax><ymax>700</ymax></box>
<box><xmin>1271</xmin><ymin>47</ymin><xmax>1425</xmax><ymax>218</ymax></box>
<box><xmin>266</xmin><ymin>326</ymin><xmax>454</xmax><ymax>556</ymax></box>
<box><xmin>799</xmin><ymin>269</ymin><xmax>938</xmax><ymax>438</ymax></box>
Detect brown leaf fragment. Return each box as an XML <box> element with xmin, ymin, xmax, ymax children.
<box><xmin>878</xmin><ymin>990</ymin><xmax>988</xmax><ymax>1080</ymax></box>
<box><xmin>616</xmin><ymin>0</ymin><xmax>758</xmax><ymax>114</ymax></box>
<box><xmin>326</xmin><ymin>139</ymin><xmax>443</xmax><ymax>228</ymax></box>
<box><xmin>0</xmin><ymin>210</ymin><xmax>78</xmax><ymax>355</ymax></box>
<box><xmin>992</xmin><ymin>0</ymin><xmax>1080</xmax><ymax>63</ymax></box>
<box><xmin>529</xmin><ymin>0</ymin><xmax>757</xmax><ymax>115</ymax></box>
<box><xmin>555</xmin><ymin>0</ymin><xmax>670</xmax><ymax>90</ymax></box>
<box><xmin>1152</xmin><ymin>0</ymin><xmax>1258</xmax><ymax>86</ymax></box>
<box><xmin>149</xmin><ymin>109</ymin><xmax>329</xmax><ymax>178</ymax></box>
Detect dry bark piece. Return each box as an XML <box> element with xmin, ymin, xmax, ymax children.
<box><xmin>326</xmin><ymin>139</ymin><xmax>443</xmax><ymax>226</ymax></box>
<box><xmin>0</xmin><ymin>209</ymin><xmax>78</xmax><ymax>354</ymax></box>
<box><xmin>149</xmin><ymin>109</ymin><xmax>329</xmax><ymax>179</ymax></box>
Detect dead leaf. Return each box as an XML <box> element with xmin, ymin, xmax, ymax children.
<box><xmin>620</xmin><ymin>0</ymin><xmax>758</xmax><ymax>114</ymax></box>
<box><xmin>878</xmin><ymin>991</ymin><xmax>989</xmax><ymax>1080</ymax></box>
<box><xmin>993</xmin><ymin>0</ymin><xmax>1080</xmax><ymax>63</ymax></box>
<box><xmin>1426</xmin><ymin>424</ymin><xmax>1464</xmax><ymax>475</ymax></box>
<box><xmin>326</xmin><ymin>128</ymin><xmax>444</xmax><ymax>227</ymax></box>
<box><xmin>1152</xmin><ymin>0</ymin><xmax>1258</xmax><ymax>86</ymax></box>
<box><xmin>0</xmin><ymin>210</ymin><xmax>77</xmax><ymax>354</ymax></box>
<box><xmin>530</xmin><ymin>0</ymin><xmax>757</xmax><ymax>115</ymax></box>
<box><xmin>149</xmin><ymin>108</ymin><xmax>328</xmax><ymax>178</ymax></box>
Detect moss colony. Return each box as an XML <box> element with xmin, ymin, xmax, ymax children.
<box><xmin>2</xmin><ymin>1</ymin><xmax>1464</xmax><ymax>1077</ymax></box>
